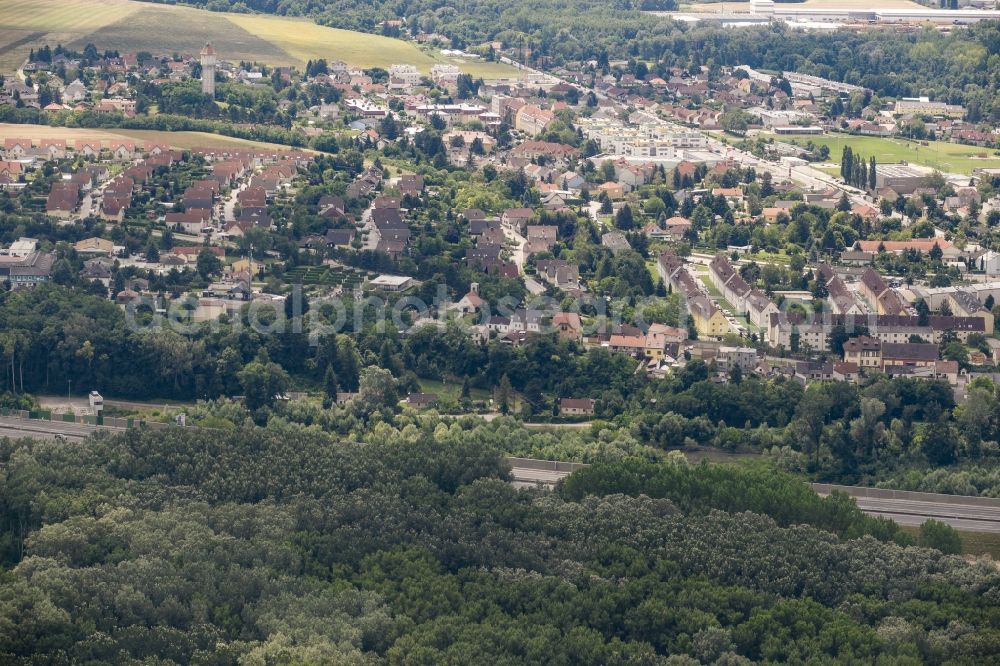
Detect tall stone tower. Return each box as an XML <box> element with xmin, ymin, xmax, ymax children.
<box><xmin>200</xmin><ymin>43</ymin><xmax>216</xmax><ymax>97</ymax></box>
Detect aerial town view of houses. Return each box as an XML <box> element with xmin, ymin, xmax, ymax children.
<box><xmin>4</xmin><ymin>26</ymin><xmax>1000</xmax><ymax>403</ymax></box>
<box><xmin>6</xmin><ymin>0</ymin><xmax>1000</xmax><ymax>661</ymax></box>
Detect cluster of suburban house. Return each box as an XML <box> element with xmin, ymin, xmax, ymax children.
<box><xmin>8</xmin><ymin>36</ymin><xmax>1000</xmax><ymax>417</ymax></box>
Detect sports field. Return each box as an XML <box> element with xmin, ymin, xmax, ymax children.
<box><xmin>0</xmin><ymin>122</ymin><xmax>298</xmax><ymax>151</ymax></box>
<box><xmin>765</xmin><ymin>133</ymin><xmax>1000</xmax><ymax>176</ymax></box>
<box><xmin>0</xmin><ymin>0</ymin><xmax>518</xmax><ymax>77</ymax></box>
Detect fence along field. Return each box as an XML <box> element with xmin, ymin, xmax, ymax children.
<box><xmin>0</xmin><ymin>0</ymin><xmax>518</xmax><ymax>76</ymax></box>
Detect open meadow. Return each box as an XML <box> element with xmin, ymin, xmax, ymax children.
<box><xmin>764</xmin><ymin>132</ymin><xmax>1000</xmax><ymax>176</ymax></box>
<box><xmin>0</xmin><ymin>0</ymin><xmax>519</xmax><ymax>76</ymax></box>
<box><xmin>0</xmin><ymin>122</ymin><xmax>299</xmax><ymax>151</ymax></box>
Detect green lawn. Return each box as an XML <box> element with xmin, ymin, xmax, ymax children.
<box><xmin>698</xmin><ymin>273</ymin><xmax>736</xmax><ymax>311</ymax></box>
<box><xmin>417</xmin><ymin>378</ymin><xmax>492</xmax><ymax>403</ymax></box>
<box><xmin>765</xmin><ymin>132</ymin><xmax>1000</xmax><ymax>176</ymax></box>
<box><xmin>645</xmin><ymin>257</ymin><xmax>661</xmax><ymax>284</ymax></box>
<box><xmin>745</xmin><ymin>249</ymin><xmax>793</xmax><ymax>266</ymax></box>
<box><xmin>697</xmin><ymin>270</ymin><xmax>760</xmax><ymax>333</ymax></box>
<box><xmin>0</xmin><ymin>0</ymin><xmax>519</xmax><ymax>75</ymax></box>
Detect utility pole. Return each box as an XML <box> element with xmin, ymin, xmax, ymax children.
<box><xmin>67</xmin><ymin>379</ymin><xmax>71</xmax><ymax>413</ymax></box>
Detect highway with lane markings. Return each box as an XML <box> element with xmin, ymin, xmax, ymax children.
<box><xmin>511</xmin><ymin>459</ymin><xmax>1000</xmax><ymax>533</ymax></box>
<box><xmin>0</xmin><ymin>416</ymin><xmax>123</xmax><ymax>441</ymax></box>
<box><xmin>5</xmin><ymin>424</ymin><xmax>999</xmax><ymax>533</ymax></box>
<box><xmin>850</xmin><ymin>496</ymin><xmax>1000</xmax><ymax>532</ymax></box>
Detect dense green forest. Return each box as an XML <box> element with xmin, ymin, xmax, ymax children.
<box><xmin>142</xmin><ymin>0</ymin><xmax>1000</xmax><ymax>119</ymax></box>
<box><xmin>2</xmin><ymin>426</ymin><xmax>998</xmax><ymax>663</ymax></box>
<box><xmin>1</xmin><ymin>283</ymin><xmax>998</xmax><ymax>494</ymax></box>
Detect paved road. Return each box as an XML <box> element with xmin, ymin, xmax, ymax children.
<box><xmin>359</xmin><ymin>207</ymin><xmax>379</xmax><ymax>251</ymax></box>
<box><xmin>510</xmin><ymin>458</ymin><xmax>1000</xmax><ymax>532</ymax></box>
<box><xmin>502</xmin><ymin>225</ymin><xmax>527</xmax><ymax>272</ymax></box>
<box><xmin>861</xmin><ymin>503</ymin><xmax>1000</xmax><ymax>532</ymax></box>
<box><xmin>9</xmin><ymin>413</ymin><xmax>999</xmax><ymax>534</ymax></box>
<box><xmin>511</xmin><ymin>468</ymin><xmax>570</xmax><ymax>489</ymax></box>
<box><xmin>509</xmin><ymin>457</ymin><xmax>586</xmax><ymax>489</ymax></box>
<box><xmin>818</xmin><ymin>493</ymin><xmax>1000</xmax><ymax>533</ymax></box>
<box><xmin>705</xmin><ymin>134</ymin><xmax>867</xmax><ymax>204</ymax></box>
<box><xmin>499</xmin><ymin>53</ymin><xmax>866</xmax><ymax>203</ymax></box>
<box><xmin>222</xmin><ymin>182</ymin><xmax>246</xmax><ymax>223</ymax></box>
<box><xmin>509</xmin><ymin>465</ymin><xmax>572</xmax><ymax>488</ymax></box>
<box><xmin>0</xmin><ymin>416</ymin><xmax>121</xmax><ymax>441</ymax></box>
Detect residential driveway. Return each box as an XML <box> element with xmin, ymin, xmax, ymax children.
<box><xmin>502</xmin><ymin>225</ymin><xmax>527</xmax><ymax>272</ymax></box>
<box><xmin>524</xmin><ymin>276</ymin><xmax>546</xmax><ymax>296</ymax></box>
<box><xmin>359</xmin><ymin>207</ymin><xmax>379</xmax><ymax>250</ymax></box>
<box><xmin>222</xmin><ymin>182</ymin><xmax>246</xmax><ymax>223</ymax></box>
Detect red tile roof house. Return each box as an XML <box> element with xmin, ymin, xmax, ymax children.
<box><xmin>501</xmin><ymin>207</ymin><xmax>534</xmax><ymax>232</ymax></box>
<box><xmin>68</xmin><ymin>171</ymin><xmax>94</xmax><ymax>191</ymax></box>
<box><xmin>166</xmin><ymin>209</ymin><xmax>214</xmax><ymax>234</ymax></box>
<box><xmin>76</xmin><ymin>141</ymin><xmax>101</xmax><ymax>158</ymax></box>
<box><xmin>398</xmin><ymin>174</ymin><xmax>424</xmax><ymax>197</ymax></box>
<box><xmin>46</xmin><ymin>183</ymin><xmax>79</xmax><ymax>218</ymax></box>
<box><xmin>525</xmin><ymin>225</ymin><xmax>558</xmax><ymax>254</ymax></box>
<box><xmin>559</xmin><ymin>398</ymin><xmax>595</xmax><ymax>417</ymax></box>
<box><xmin>101</xmin><ymin>196</ymin><xmax>129</xmax><ymax>223</ymax></box>
<box><xmin>0</xmin><ymin>161</ymin><xmax>23</xmax><ymax>179</ymax></box>
<box><xmin>39</xmin><ymin>139</ymin><xmax>67</xmax><ymax>159</ymax></box>
<box><xmin>551</xmin><ymin>312</ymin><xmax>583</xmax><ymax>341</ymax></box>
<box><xmin>145</xmin><ymin>142</ymin><xmax>171</xmax><ymax>156</ymax></box>
<box><xmin>675</xmin><ymin>160</ymin><xmax>697</xmax><ymax>180</ymax></box>
<box><xmin>169</xmin><ymin>246</ymin><xmax>225</xmax><ymax>263</ymax></box>
<box><xmin>664</xmin><ymin>216</ymin><xmax>693</xmax><ymax>239</ymax></box>
<box><xmin>109</xmin><ymin>141</ymin><xmax>137</xmax><ymax>160</ymax></box>
<box><xmin>3</xmin><ymin>138</ymin><xmax>30</xmax><ymax>158</ymax></box>
<box><xmin>238</xmin><ymin>186</ymin><xmax>267</xmax><ymax>207</ymax></box>
<box><xmin>107</xmin><ymin>171</ymin><xmax>136</xmax><ymax>192</ymax></box>
<box><xmin>509</xmin><ymin>141</ymin><xmax>576</xmax><ymax>166</ymax></box>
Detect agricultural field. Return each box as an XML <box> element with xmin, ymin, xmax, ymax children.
<box><xmin>0</xmin><ymin>0</ymin><xmax>137</xmax><ymax>70</ymax></box>
<box><xmin>282</xmin><ymin>265</ymin><xmax>372</xmax><ymax>289</ymax></box>
<box><xmin>765</xmin><ymin>132</ymin><xmax>1000</xmax><ymax>176</ymax></box>
<box><xmin>226</xmin><ymin>14</ymin><xmax>517</xmax><ymax>77</ymax></box>
<box><xmin>0</xmin><ymin>0</ymin><xmax>519</xmax><ymax>76</ymax></box>
<box><xmin>0</xmin><ymin>122</ymin><xmax>297</xmax><ymax>151</ymax></box>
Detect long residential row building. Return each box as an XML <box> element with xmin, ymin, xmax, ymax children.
<box><xmin>658</xmin><ymin>250</ymin><xmax>729</xmax><ymax>338</ymax></box>
<box><xmin>634</xmin><ymin>253</ymin><xmax>985</xmax><ymax>353</ymax></box>
<box><xmin>767</xmin><ymin>312</ymin><xmax>985</xmax><ymax>351</ymax></box>
<box><xmin>708</xmin><ymin>254</ymin><xmax>778</xmax><ymax>328</ymax></box>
